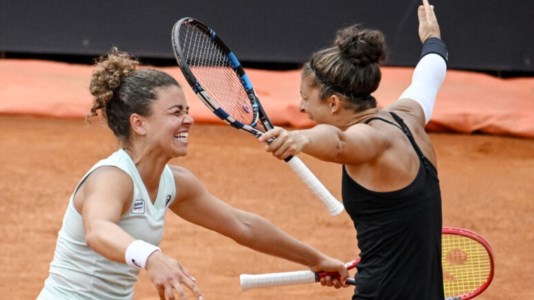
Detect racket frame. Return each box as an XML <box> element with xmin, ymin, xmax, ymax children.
<box><xmin>240</xmin><ymin>227</ymin><xmax>494</xmax><ymax>299</ymax></box>
<box><xmin>171</xmin><ymin>17</ymin><xmax>344</xmax><ymax>216</ymax></box>
<box><xmin>441</xmin><ymin>227</ymin><xmax>495</xmax><ymax>300</ymax></box>
<box><xmin>172</xmin><ymin>17</ymin><xmax>266</xmax><ymax>137</ymax></box>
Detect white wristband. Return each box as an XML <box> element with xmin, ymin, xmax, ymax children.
<box><xmin>125</xmin><ymin>240</ymin><xmax>160</xmax><ymax>269</ymax></box>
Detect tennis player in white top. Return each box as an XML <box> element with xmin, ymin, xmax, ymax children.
<box><xmin>37</xmin><ymin>48</ymin><xmax>349</xmax><ymax>300</ymax></box>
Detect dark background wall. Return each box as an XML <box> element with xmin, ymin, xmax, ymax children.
<box><xmin>1</xmin><ymin>0</ymin><xmax>532</xmax><ymax>75</ymax></box>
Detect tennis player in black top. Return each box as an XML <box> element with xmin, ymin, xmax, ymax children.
<box><xmin>260</xmin><ymin>0</ymin><xmax>447</xmax><ymax>298</ymax></box>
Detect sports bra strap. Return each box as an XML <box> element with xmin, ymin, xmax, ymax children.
<box><xmin>389</xmin><ymin>112</ymin><xmax>428</xmax><ymax>162</ymax></box>
<box><xmin>364</xmin><ymin>112</ymin><xmax>427</xmax><ymax>162</ymax></box>
<box><xmin>365</xmin><ymin>116</ymin><xmax>402</xmax><ymax>130</ymax></box>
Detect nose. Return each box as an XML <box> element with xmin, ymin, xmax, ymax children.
<box><xmin>299</xmin><ymin>101</ymin><xmax>306</xmax><ymax>113</ymax></box>
<box><xmin>184</xmin><ymin>114</ymin><xmax>194</xmax><ymax>125</ymax></box>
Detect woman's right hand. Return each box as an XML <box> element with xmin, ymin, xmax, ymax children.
<box><xmin>260</xmin><ymin>127</ymin><xmax>309</xmax><ymax>160</ymax></box>
<box><xmin>146</xmin><ymin>251</ymin><xmax>203</xmax><ymax>300</ymax></box>
<box><xmin>418</xmin><ymin>0</ymin><xmax>441</xmax><ymax>42</ymax></box>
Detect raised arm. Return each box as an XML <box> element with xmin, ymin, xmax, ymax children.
<box><xmin>388</xmin><ymin>0</ymin><xmax>447</xmax><ymax>125</ymax></box>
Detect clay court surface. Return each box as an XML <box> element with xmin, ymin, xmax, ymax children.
<box><xmin>1</xmin><ymin>115</ymin><xmax>533</xmax><ymax>299</ymax></box>
<box><xmin>1</xmin><ymin>58</ymin><xmax>534</xmax><ymax>299</ymax></box>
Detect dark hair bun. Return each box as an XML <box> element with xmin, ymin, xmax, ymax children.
<box><xmin>334</xmin><ymin>24</ymin><xmax>387</xmax><ymax>66</ymax></box>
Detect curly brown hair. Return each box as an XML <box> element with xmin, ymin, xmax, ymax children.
<box><xmin>88</xmin><ymin>48</ymin><xmax>179</xmax><ymax>143</ymax></box>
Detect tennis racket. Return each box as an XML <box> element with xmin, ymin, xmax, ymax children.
<box><xmin>171</xmin><ymin>17</ymin><xmax>344</xmax><ymax>216</ymax></box>
<box><xmin>240</xmin><ymin>227</ymin><xmax>494</xmax><ymax>300</ymax></box>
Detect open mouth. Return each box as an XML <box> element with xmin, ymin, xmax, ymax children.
<box><xmin>174</xmin><ymin>132</ymin><xmax>189</xmax><ymax>142</ymax></box>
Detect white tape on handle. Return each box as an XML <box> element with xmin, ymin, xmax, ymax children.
<box><xmin>286</xmin><ymin>157</ymin><xmax>344</xmax><ymax>216</ymax></box>
<box><xmin>240</xmin><ymin>270</ymin><xmax>317</xmax><ymax>290</ymax></box>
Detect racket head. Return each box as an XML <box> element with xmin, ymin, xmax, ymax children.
<box><xmin>171</xmin><ymin>17</ymin><xmax>272</xmax><ymax>136</ymax></box>
<box><xmin>441</xmin><ymin>227</ymin><xmax>494</xmax><ymax>300</ymax></box>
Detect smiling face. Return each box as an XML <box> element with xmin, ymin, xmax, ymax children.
<box><xmin>299</xmin><ymin>75</ymin><xmax>334</xmax><ymax>124</ymax></box>
<box><xmin>138</xmin><ymin>85</ymin><xmax>194</xmax><ymax>159</ymax></box>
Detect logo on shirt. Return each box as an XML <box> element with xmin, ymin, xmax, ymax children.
<box><xmin>132</xmin><ymin>199</ymin><xmax>145</xmax><ymax>214</ymax></box>
<box><xmin>165</xmin><ymin>194</ymin><xmax>172</xmax><ymax>207</ymax></box>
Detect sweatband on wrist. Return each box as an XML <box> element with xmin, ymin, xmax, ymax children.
<box><xmin>125</xmin><ymin>240</ymin><xmax>160</xmax><ymax>269</ymax></box>
<box><xmin>421</xmin><ymin>37</ymin><xmax>448</xmax><ymax>63</ymax></box>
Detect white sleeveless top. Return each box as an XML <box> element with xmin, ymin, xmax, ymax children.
<box><xmin>38</xmin><ymin>149</ymin><xmax>176</xmax><ymax>300</ymax></box>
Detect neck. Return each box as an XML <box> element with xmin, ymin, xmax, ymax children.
<box><xmin>338</xmin><ymin>107</ymin><xmax>379</xmax><ymax>130</ymax></box>
<box><xmin>123</xmin><ymin>145</ymin><xmax>168</xmax><ymax>187</ymax></box>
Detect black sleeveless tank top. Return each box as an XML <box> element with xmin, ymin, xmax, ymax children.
<box><xmin>342</xmin><ymin>112</ymin><xmax>444</xmax><ymax>300</ymax></box>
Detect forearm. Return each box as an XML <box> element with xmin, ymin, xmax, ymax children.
<box><xmin>400</xmin><ymin>39</ymin><xmax>447</xmax><ymax>124</ymax></box>
<box><xmin>85</xmin><ymin>220</ymin><xmax>136</xmax><ymax>263</ymax></box>
<box><xmin>234</xmin><ymin>213</ymin><xmax>325</xmax><ymax>268</ymax></box>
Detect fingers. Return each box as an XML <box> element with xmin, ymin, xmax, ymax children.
<box><xmin>258</xmin><ymin>127</ymin><xmax>281</xmax><ymax>143</ymax></box>
<box><xmin>259</xmin><ymin>127</ymin><xmax>299</xmax><ymax>160</ymax></box>
<box><xmin>149</xmin><ymin>255</ymin><xmax>203</xmax><ymax>300</ymax></box>
<box><xmin>157</xmin><ymin>278</ymin><xmax>203</xmax><ymax>300</ymax></box>
<box><xmin>318</xmin><ymin>274</ymin><xmax>347</xmax><ymax>289</ymax></box>
<box><xmin>417</xmin><ymin>0</ymin><xmax>441</xmax><ymax>42</ymax></box>
<box><xmin>181</xmin><ymin>276</ymin><xmax>202</xmax><ymax>300</ymax></box>
<box><xmin>421</xmin><ymin>0</ymin><xmax>438</xmax><ymax>25</ymax></box>
<box><xmin>316</xmin><ymin>266</ymin><xmax>350</xmax><ymax>289</ymax></box>
<box><xmin>165</xmin><ymin>281</ymin><xmax>183</xmax><ymax>300</ymax></box>
<box><xmin>171</xmin><ymin>277</ymin><xmax>202</xmax><ymax>300</ymax></box>
<box><xmin>419</xmin><ymin>0</ymin><xmax>434</xmax><ymax>24</ymax></box>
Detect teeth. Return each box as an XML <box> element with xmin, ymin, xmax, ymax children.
<box><xmin>175</xmin><ymin>132</ymin><xmax>188</xmax><ymax>139</ymax></box>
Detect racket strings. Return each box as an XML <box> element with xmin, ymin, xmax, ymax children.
<box><xmin>442</xmin><ymin>234</ymin><xmax>491</xmax><ymax>298</ymax></box>
<box><xmin>179</xmin><ymin>24</ymin><xmax>256</xmax><ymax>126</ymax></box>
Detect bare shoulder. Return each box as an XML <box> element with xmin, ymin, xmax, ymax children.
<box><xmin>169</xmin><ymin>165</ymin><xmax>201</xmax><ymax>186</ymax></box>
<box><xmin>169</xmin><ymin>164</ymin><xmax>195</xmax><ymax>178</ymax></box>
<box><xmin>168</xmin><ymin>165</ymin><xmax>206</xmax><ymax>198</ymax></box>
<box><xmin>75</xmin><ymin>165</ymin><xmax>133</xmax><ymax>215</ymax></box>
<box><xmin>382</xmin><ymin>106</ymin><xmax>437</xmax><ymax>164</ymax></box>
<box><xmin>385</xmin><ymin>98</ymin><xmax>425</xmax><ymax>126</ymax></box>
<box><xmin>84</xmin><ymin>165</ymin><xmax>133</xmax><ymax>191</ymax></box>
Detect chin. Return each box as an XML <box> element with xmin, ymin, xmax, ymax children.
<box><xmin>173</xmin><ymin>149</ymin><xmax>188</xmax><ymax>157</ymax></box>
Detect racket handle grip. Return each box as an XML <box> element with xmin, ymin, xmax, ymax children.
<box><xmin>286</xmin><ymin>156</ymin><xmax>344</xmax><ymax>216</ymax></box>
<box><xmin>240</xmin><ymin>270</ymin><xmax>318</xmax><ymax>290</ymax></box>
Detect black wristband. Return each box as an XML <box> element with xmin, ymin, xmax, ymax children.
<box><xmin>421</xmin><ymin>37</ymin><xmax>448</xmax><ymax>62</ymax></box>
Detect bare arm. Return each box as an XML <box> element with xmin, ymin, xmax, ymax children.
<box><xmin>260</xmin><ymin>123</ymin><xmax>390</xmax><ymax>166</ymax></box>
<box><xmin>387</xmin><ymin>0</ymin><xmax>447</xmax><ymax>125</ymax></box>
<box><xmin>78</xmin><ymin>167</ymin><xmax>202</xmax><ymax>299</ymax></box>
<box><xmin>169</xmin><ymin>166</ymin><xmax>348</xmax><ymax>279</ymax></box>
<box><xmin>78</xmin><ymin>166</ymin><xmax>136</xmax><ymax>262</ymax></box>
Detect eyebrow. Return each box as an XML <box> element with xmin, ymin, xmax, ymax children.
<box><xmin>168</xmin><ymin>105</ymin><xmax>189</xmax><ymax>112</ymax></box>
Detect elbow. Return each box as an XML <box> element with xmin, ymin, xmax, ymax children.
<box><xmin>85</xmin><ymin>228</ymin><xmax>98</xmax><ymax>250</ymax></box>
<box><xmin>330</xmin><ymin>134</ymin><xmax>349</xmax><ymax>163</ymax></box>
<box><xmin>333</xmin><ymin>139</ymin><xmax>345</xmax><ymax>160</ymax></box>
<box><xmin>84</xmin><ymin>221</ymin><xmax>102</xmax><ymax>250</ymax></box>
<box><xmin>230</xmin><ymin>213</ymin><xmax>263</xmax><ymax>248</ymax></box>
